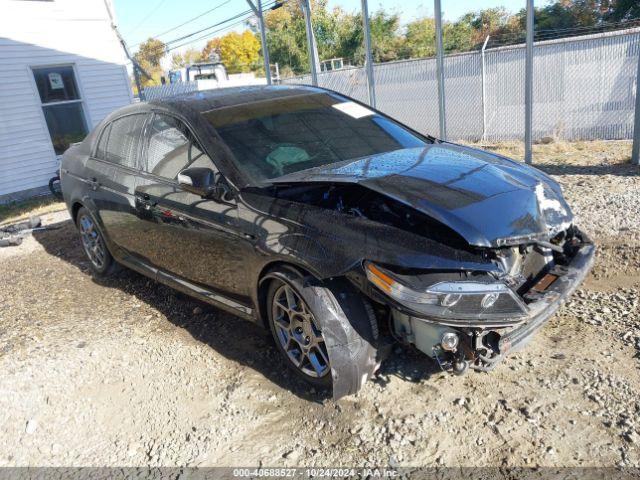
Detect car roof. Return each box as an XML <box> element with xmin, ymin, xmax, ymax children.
<box><xmin>100</xmin><ymin>85</ymin><xmax>343</xmax><ymax>190</ymax></box>
<box><xmin>147</xmin><ymin>84</ymin><xmax>329</xmax><ymax>115</ymax></box>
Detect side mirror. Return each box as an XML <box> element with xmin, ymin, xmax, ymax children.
<box><xmin>177</xmin><ymin>167</ymin><xmax>234</xmax><ymax>202</ymax></box>
<box><xmin>177</xmin><ymin>167</ymin><xmax>216</xmax><ymax>198</ymax></box>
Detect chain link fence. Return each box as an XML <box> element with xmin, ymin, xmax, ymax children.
<box><xmin>284</xmin><ymin>27</ymin><xmax>640</xmax><ymax>142</ymax></box>
<box><xmin>142</xmin><ymin>81</ymin><xmax>199</xmax><ymax>101</ymax></box>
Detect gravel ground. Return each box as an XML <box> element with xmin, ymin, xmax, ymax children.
<box><xmin>0</xmin><ymin>141</ymin><xmax>639</xmax><ymax>468</ymax></box>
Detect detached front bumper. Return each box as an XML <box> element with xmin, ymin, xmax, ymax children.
<box><xmin>391</xmin><ymin>240</ymin><xmax>596</xmax><ymax>372</ymax></box>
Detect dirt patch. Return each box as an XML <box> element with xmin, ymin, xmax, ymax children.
<box><xmin>0</xmin><ymin>141</ymin><xmax>639</xmax><ymax>467</ymax></box>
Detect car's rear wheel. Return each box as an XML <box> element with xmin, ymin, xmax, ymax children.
<box><xmin>267</xmin><ymin>278</ymin><xmax>332</xmax><ymax>388</ymax></box>
<box><xmin>76</xmin><ymin>207</ymin><xmax>117</xmax><ymax>276</ymax></box>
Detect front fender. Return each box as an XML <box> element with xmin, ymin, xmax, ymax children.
<box><xmin>261</xmin><ymin>269</ymin><xmax>380</xmax><ymax>400</ymax></box>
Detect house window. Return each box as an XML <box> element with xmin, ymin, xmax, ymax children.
<box><xmin>32</xmin><ymin>65</ymin><xmax>88</xmax><ymax>155</ymax></box>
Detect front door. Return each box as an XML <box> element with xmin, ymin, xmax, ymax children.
<box><xmin>133</xmin><ymin>112</ymin><xmax>255</xmax><ymax>302</ymax></box>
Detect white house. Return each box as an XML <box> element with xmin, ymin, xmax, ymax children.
<box><xmin>0</xmin><ymin>0</ymin><xmax>132</xmax><ymax>202</ymax></box>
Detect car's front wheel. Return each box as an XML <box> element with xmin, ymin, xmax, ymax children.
<box><xmin>268</xmin><ymin>278</ymin><xmax>332</xmax><ymax>388</ymax></box>
<box><xmin>266</xmin><ymin>269</ymin><xmax>381</xmax><ymax>397</ymax></box>
<box><xmin>76</xmin><ymin>207</ymin><xmax>117</xmax><ymax>276</ymax></box>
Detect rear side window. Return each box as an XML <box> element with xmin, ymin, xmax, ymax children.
<box><xmin>144</xmin><ymin>114</ymin><xmax>214</xmax><ymax>179</ymax></box>
<box><xmin>100</xmin><ymin>114</ymin><xmax>146</xmax><ymax>168</ymax></box>
<box><xmin>96</xmin><ymin>123</ymin><xmax>111</xmax><ymax>159</ymax></box>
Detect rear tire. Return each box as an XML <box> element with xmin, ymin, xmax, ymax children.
<box><xmin>76</xmin><ymin>207</ymin><xmax>118</xmax><ymax>276</ymax></box>
<box><xmin>48</xmin><ymin>175</ymin><xmax>62</xmax><ymax>200</ymax></box>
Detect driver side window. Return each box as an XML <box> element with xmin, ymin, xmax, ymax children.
<box><xmin>144</xmin><ymin>113</ymin><xmax>215</xmax><ymax>180</ymax></box>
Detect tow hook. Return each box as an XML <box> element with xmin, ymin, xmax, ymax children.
<box><xmin>433</xmin><ymin>346</ymin><xmax>469</xmax><ymax>376</ymax></box>
<box><xmin>452</xmin><ymin>358</ymin><xmax>469</xmax><ymax>375</ymax></box>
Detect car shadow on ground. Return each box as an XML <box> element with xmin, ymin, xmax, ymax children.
<box><xmin>33</xmin><ymin>220</ymin><xmax>441</xmax><ymax>403</ymax></box>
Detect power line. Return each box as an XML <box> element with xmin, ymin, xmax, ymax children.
<box><xmin>131</xmin><ymin>0</ymin><xmax>233</xmax><ymax>47</ymax></box>
<box><xmin>166</xmin><ymin>16</ymin><xmax>254</xmax><ymax>53</ymax></box>
<box><xmin>166</xmin><ymin>1</ymin><xmax>277</xmax><ymax>53</ymax></box>
<box><xmin>163</xmin><ymin>7</ymin><xmax>257</xmax><ymax>46</ymax></box>
<box><xmin>139</xmin><ymin>0</ymin><xmax>277</xmax><ymax>56</ymax></box>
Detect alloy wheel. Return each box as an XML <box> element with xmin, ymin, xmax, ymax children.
<box><xmin>272</xmin><ymin>283</ymin><xmax>330</xmax><ymax>378</ymax></box>
<box><xmin>79</xmin><ymin>214</ymin><xmax>106</xmax><ymax>270</ymax></box>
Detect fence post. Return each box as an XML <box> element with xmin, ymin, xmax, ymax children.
<box><xmin>434</xmin><ymin>0</ymin><xmax>446</xmax><ymax>140</ymax></box>
<box><xmin>246</xmin><ymin>0</ymin><xmax>271</xmax><ymax>85</ymax></box>
<box><xmin>481</xmin><ymin>35</ymin><xmax>490</xmax><ymax>143</ymax></box>
<box><xmin>632</xmin><ymin>42</ymin><xmax>640</xmax><ymax>165</ymax></box>
<box><xmin>361</xmin><ymin>0</ymin><xmax>376</xmax><ymax>108</ymax></box>
<box><xmin>524</xmin><ymin>0</ymin><xmax>534</xmax><ymax>164</ymax></box>
<box><xmin>300</xmin><ymin>0</ymin><xmax>320</xmax><ymax>86</ymax></box>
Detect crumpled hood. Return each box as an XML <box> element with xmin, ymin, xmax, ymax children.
<box><xmin>271</xmin><ymin>143</ymin><xmax>573</xmax><ymax>247</ymax></box>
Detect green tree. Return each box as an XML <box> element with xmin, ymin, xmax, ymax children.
<box><xmin>328</xmin><ymin>9</ymin><xmax>405</xmax><ymax>64</ymax></box>
<box><xmin>403</xmin><ymin>16</ymin><xmax>473</xmax><ymax>58</ymax></box>
<box><xmin>458</xmin><ymin>7</ymin><xmax>515</xmax><ymax>44</ymax></box>
<box><xmin>403</xmin><ymin>18</ymin><xmax>436</xmax><ymax>58</ymax></box>
<box><xmin>443</xmin><ymin>20</ymin><xmax>474</xmax><ymax>53</ymax></box>
<box><xmin>606</xmin><ymin>0</ymin><xmax>640</xmax><ymax>21</ymax></box>
<box><xmin>264</xmin><ymin>0</ymin><xmax>309</xmax><ymax>74</ymax></box>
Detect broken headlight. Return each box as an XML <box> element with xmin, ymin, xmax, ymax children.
<box><xmin>365</xmin><ymin>262</ymin><xmax>528</xmax><ymax>321</ymax></box>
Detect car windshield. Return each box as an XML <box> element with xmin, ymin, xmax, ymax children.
<box><xmin>202</xmin><ymin>92</ymin><xmax>428</xmax><ymax>184</ymax></box>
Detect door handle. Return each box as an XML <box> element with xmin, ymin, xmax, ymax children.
<box><xmin>135</xmin><ymin>192</ymin><xmax>151</xmax><ymax>203</ymax></box>
<box><xmin>88</xmin><ymin>177</ymin><xmax>100</xmax><ymax>191</ymax></box>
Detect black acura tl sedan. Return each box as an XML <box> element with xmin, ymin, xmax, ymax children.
<box><xmin>61</xmin><ymin>85</ymin><xmax>595</xmax><ymax>399</ymax></box>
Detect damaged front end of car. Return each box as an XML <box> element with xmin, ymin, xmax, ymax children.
<box><xmin>260</xmin><ymin>143</ymin><xmax>597</xmax><ymax>381</ymax></box>
<box><xmin>359</xmin><ymin>225</ymin><xmax>595</xmax><ymax>374</ymax></box>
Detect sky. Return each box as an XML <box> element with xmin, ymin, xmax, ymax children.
<box><xmin>113</xmin><ymin>0</ymin><xmax>522</xmax><ymax>55</ymax></box>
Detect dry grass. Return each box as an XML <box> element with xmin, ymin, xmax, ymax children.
<box><xmin>0</xmin><ymin>196</ymin><xmax>65</xmax><ymax>226</ymax></box>
<box><xmin>464</xmin><ymin>139</ymin><xmax>633</xmax><ymax>166</ymax></box>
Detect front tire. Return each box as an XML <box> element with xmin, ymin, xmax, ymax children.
<box><xmin>76</xmin><ymin>207</ymin><xmax>117</xmax><ymax>276</ymax></box>
<box><xmin>267</xmin><ymin>277</ymin><xmax>332</xmax><ymax>388</ymax></box>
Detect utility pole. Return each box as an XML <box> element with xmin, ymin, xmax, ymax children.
<box><xmin>300</xmin><ymin>0</ymin><xmax>320</xmax><ymax>85</ymax></box>
<box><xmin>525</xmin><ymin>0</ymin><xmax>534</xmax><ymax>164</ymax></box>
<box><xmin>103</xmin><ymin>0</ymin><xmax>150</xmax><ymax>100</ymax></box>
<box><xmin>246</xmin><ymin>0</ymin><xmax>271</xmax><ymax>85</ymax></box>
<box><xmin>360</xmin><ymin>0</ymin><xmax>376</xmax><ymax>108</ymax></box>
<box><xmin>434</xmin><ymin>0</ymin><xmax>446</xmax><ymax>140</ymax></box>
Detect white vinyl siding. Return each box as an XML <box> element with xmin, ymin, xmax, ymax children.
<box><xmin>0</xmin><ymin>0</ymin><xmax>132</xmax><ymax>198</ymax></box>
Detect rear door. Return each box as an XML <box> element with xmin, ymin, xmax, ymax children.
<box><xmin>79</xmin><ymin>123</ymin><xmax>116</xmax><ymax>221</ymax></box>
<box><xmin>88</xmin><ymin>113</ymin><xmax>148</xmax><ymax>257</ymax></box>
<box><xmin>133</xmin><ymin>112</ymin><xmax>255</xmax><ymax>302</ymax></box>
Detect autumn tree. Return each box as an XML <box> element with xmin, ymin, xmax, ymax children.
<box><xmin>202</xmin><ymin>37</ymin><xmax>222</xmax><ymax>62</ymax></box>
<box><xmin>134</xmin><ymin>38</ymin><xmax>166</xmax><ymax>86</ymax></box>
<box><xmin>221</xmin><ymin>31</ymin><xmax>261</xmax><ymax>73</ymax></box>
<box><xmin>171</xmin><ymin>47</ymin><xmax>203</xmax><ymax>69</ymax></box>
<box><xmin>200</xmin><ymin>31</ymin><xmax>261</xmax><ymax>74</ymax></box>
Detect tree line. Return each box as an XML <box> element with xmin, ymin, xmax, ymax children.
<box><xmin>133</xmin><ymin>0</ymin><xmax>640</xmax><ymax>86</ymax></box>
